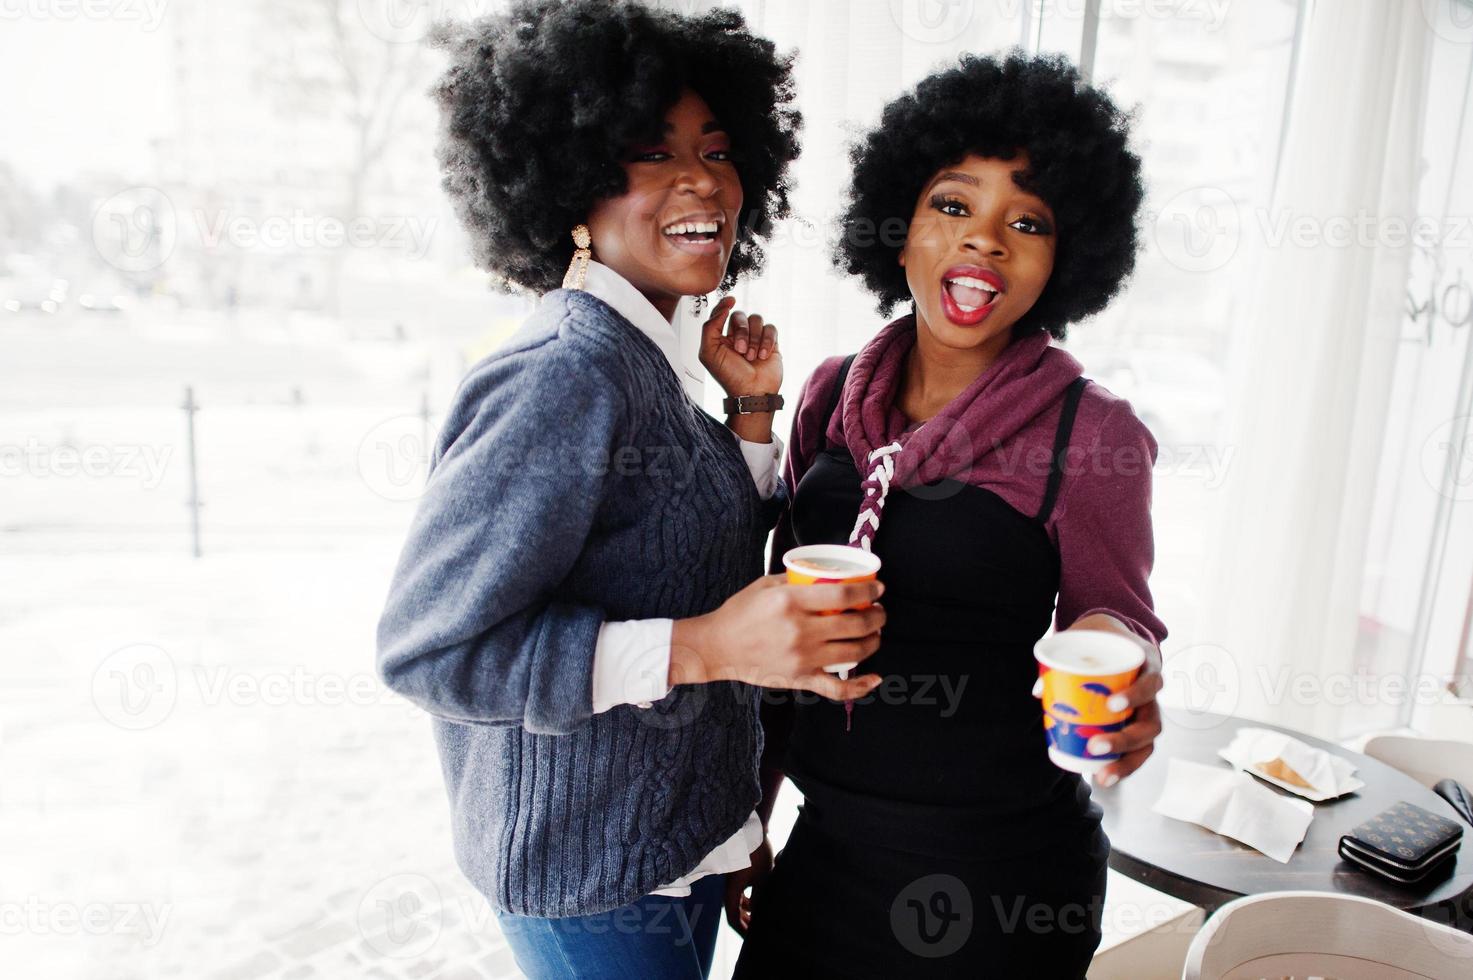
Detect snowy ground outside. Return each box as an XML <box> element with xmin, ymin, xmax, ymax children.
<box><xmin>0</xmin><ymin>545</ymin><xmax>523</xmax><ymax>979</ymax></box>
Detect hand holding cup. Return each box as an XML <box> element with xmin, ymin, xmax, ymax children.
<box><xmin>781</xmin><ymin>544</ymin><xmax>883</xmax><ymax>678</ymax></box>
<box><xmin>669</xmin><ymin>549</ymin><xmax>885</xmax><ymax>701</ymax></box>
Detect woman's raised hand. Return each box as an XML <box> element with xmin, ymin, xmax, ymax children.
<box><xmin>697</xmin><ymin>295</ymin><xmax>783</xmax><ymax>398</ymax></box>
<box><xmin>670</xmin><ymin>574</ymin><xmax>885</xmax><ymax>700</ymax></box>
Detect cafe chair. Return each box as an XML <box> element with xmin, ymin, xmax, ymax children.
<box><xmin>1181</xmin><ymin>891</ymin><xmax>1473</xmax><ymax>980</ymax></box>
<box><xmin>1361</xmin><ymin>734</ymin><xmax>1473</xmax><ymax>791</ymax></box>
<box><xmin>1088</xmin><ymin>870</ymin><xmax>1204</xmax><ymax>979</ymax></box>
<box><xmin>1362</xmin><ymin>734</ymin><xmax>1473</xmax><ymax>824</ymax></box>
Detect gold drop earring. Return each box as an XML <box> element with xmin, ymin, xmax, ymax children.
<box><xmin>562</xmin><ymin>224</ymin><xmax>592</xmax><ymax>290</ymax></box>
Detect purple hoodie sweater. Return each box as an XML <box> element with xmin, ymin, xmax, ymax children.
<box><xmin>771</xmin><ymin>319</ymin><xmax>1168</xmax><ymax>649</ymax></box>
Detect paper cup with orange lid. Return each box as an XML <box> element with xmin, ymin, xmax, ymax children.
<box><xmin>781</xmin><ymin>544</ymin><xmax>881</xmax><ymax>677</ymax></box>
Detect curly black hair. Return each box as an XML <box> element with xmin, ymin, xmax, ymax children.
<box><xmin>835</xmin><ymin>51</ymin><xmax>1143</xmax><ymax>340</ymax></box>
<box><xmin>429</xmin><ymin>0</ymin><xmax>801</xmax><ymax>295</ymax></box>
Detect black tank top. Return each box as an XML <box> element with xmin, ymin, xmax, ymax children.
<box><xmin>779</xmin><ymin>355</ymin><xmax>1098</xmax><ymax>858</ymax></box>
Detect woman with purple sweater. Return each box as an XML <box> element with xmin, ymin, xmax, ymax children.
<box><xmin>730</xmin><ymin>54</ymin><xmax>1169</xmax><ymax>978</ymax></box>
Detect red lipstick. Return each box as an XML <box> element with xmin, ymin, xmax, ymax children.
<box><xmin>938</xmin><ymin>264</ymin><xmax>1005</xmax><ymax>326</ymax></box>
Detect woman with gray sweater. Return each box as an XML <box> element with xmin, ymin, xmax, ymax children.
<box><xmin>373</xmin><ymin>3</ymin><xmax>883</xmax><ymax>977</ymax></box>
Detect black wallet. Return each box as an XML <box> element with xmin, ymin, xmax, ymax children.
<box><xmin>1338</xmin><ymin>801</ymin><xmax>1463</xmax><ymax>884</ymax></box>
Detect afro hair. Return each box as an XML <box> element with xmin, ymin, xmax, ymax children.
<box><xmin>835</xmin><ymin>51</ymin><xmax>1144</xmax><ymax>340</ymax></box>
<box><xmin>430</xmin><ymin>0</ymin><xmax>802</xmax><ymax>295</ymax></box>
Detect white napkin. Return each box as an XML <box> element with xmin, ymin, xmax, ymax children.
<box><xmin>1151</xmin><ymin>758</ymin><xmax>1314</xmax><ymax>863</ymax></box>
<box><xmin>1217</xmin><ymin>727</ymin><xmax>1364</xmax><ymax>801</ymax></box>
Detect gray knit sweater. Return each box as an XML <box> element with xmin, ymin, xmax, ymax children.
<box><xmin>375</xmin><ymin>288</ymin><xmax>783</xmax><ymax>916</ymax></box>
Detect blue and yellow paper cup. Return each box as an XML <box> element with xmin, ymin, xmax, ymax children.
<box><xmin>1034</xmin><ymin>631</ymin><xmax>1144</xmax><ymax>774</ymax></box>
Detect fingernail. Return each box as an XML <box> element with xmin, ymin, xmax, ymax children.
<box><xmin>736</xmin><ymin>339</ymin><xmax>747</xmax><ymax>353</ymax></box>
<box><xmin>1087</xmin><ymin>737</ymin><xmax>1111</xmax><ymax>756</ymax></box>
<box><xmin>1107</xmin><ymin>695</ymin><xmax>1127</xmax><ymax>712</ymax></box>
<box><xmin>1098</xmin><ymin>772</ymin><xmax>1119</xmax><ymax>788</ymax></box>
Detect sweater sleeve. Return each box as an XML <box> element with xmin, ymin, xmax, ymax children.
<box><xmin>374</xmin><ymin>338</ymin><xmax>624</xmax><ymax>735</ymax></box>
<box><xmin>1051</xmin><ymin>397</ymin><xmax>1168</xmax><ymax>649</ymax></box>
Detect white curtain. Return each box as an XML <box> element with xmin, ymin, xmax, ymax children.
<box><xmin>1189</xmin><ymin>0</ymin><xmax>1433</xmax><ymax>736</ymax></box>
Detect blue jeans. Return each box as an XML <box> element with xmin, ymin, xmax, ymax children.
<box><xmin>496</xmin><ymin>872</ymin><xmax>726</xmax><ymax>979</ymax></box>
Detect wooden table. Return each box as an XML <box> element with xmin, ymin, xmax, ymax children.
<box><xmin>1094</xmin><ymin>711</ymin><xmax>1473</xmax><ymax>921</ymax></box>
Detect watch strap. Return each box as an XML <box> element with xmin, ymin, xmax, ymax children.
<box><xmin>723</xmin><ymin>393</ymin><xmax>785</xmax><ymax>415</ymax></box>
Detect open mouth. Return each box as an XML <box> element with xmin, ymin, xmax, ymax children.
<box><xmin>662</xmin><ymin>217</ymin><xmax>723</xmax><ymax>247</ymax></box>
<box><xmin>942</xmin><ymin>275</ymin><xmax>1001</xmax><ymax>314</ymax></box>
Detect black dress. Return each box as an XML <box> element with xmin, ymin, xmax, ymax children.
<box><xmin>735</xmin><ymin>357</ymin><xmax>1108</xmax><ymax>979</ymax></box>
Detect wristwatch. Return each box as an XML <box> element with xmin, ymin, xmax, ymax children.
<box><xmin>722</xmin><ymin>393</ymin><xmax>785</xmax><ymax>415</ymax></box>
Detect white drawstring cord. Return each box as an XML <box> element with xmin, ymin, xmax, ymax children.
<box><xmin>848</xmin><ymin>441</ymin><xmax>904</xmax><ymax>551</ymax></box>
